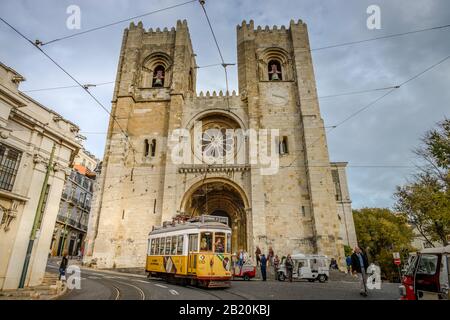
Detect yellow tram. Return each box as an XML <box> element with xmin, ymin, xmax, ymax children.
<box><xmin>146</xmin><ymin>215</ymin><xmax>232</xmax><ymax>288</ymax></box>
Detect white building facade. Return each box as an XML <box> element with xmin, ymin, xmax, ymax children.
<box><xmin>0</xmin><ymin>62</ymin><xmax>81</xmax><ymax>290</ymax></box>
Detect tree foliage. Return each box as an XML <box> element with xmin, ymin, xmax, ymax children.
<box><xmin>353</xmin><ymin>208</ymin><xmax>414</xmax><ymax>281</ymax></box>
<box><xmin>394</xmin><ymin>118</ymin><xmax>450</xmax><ymax>246</ymax></box>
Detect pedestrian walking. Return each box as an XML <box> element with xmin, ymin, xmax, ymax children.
<box><xmin>351</xmin><ymin>246</ymin><xmax>370</xmax><ymax>297</ymax></box>
<box><xmin>267</xmin><ymin>247</ymin><xmax>274</xmax><ymax>266</ymax></box>
<box><xmin>346</xmin><ymin>255</ymin><xmax>352</xmax><ymax>274</ymax></box>
<box><xmin>260</xmin><ymin>254</ymin><xmax>267</xmax><ymax>281</ymax></box>
<box><xmin>273</xmin><ymin>255</ymin><xmax>280</xmax><ymax>280</ymax></box>
<box><xmin>255</xmin><ymin>246</ymin><xmax>261</xmax><ymax>267</ymax></box>
<box><xmin>238</xmin><ymin>249</ymin><xmax>244</xmax><ymax>271</ymax></box>
<box><xmin>285</xmin><ymin>254</ymin><xmax>294</xmax><ymax>282</ymax></box>
<box><xmin>329</xmin><ymin>258</ymin><xmax>338</xmax><ymax>270</ymax></box>
<box><xmin>59</xmin><ymin>253</ymin><xmax>69</xmax><ymax>280</ymax></box>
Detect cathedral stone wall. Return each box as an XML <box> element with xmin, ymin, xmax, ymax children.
<box><xmin>85</xmin><ymin>19</ymin><xmax>356</xmax><ymax>269</ymax></box>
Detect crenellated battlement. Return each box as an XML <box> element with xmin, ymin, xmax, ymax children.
<box><xmin>127</xmin><ymin>19</ymin><xmax>188</xmax><ymax>34</ymax></box>
<box><xmin>186</xmin><ymin>90</ymin><xmax>239</xmax><ymax>100</ymax></box>
<box><xmin>237</xmin><ymin>19</ymin><xmax>306</xmax><ymax>33</ymax></box>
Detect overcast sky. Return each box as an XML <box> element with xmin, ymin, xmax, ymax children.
<box><xmin>1</xmin><ymin>0</ymin><xmax>449</xmax><ymax>209</ymax></box>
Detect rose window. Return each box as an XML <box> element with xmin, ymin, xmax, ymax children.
<box><xmin>202</xmin><ymin>128</ymin><xmax>233</xmax><ymax>158</ymax></box>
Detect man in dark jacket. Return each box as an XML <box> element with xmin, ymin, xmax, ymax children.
<box><xmin>260</xmin><ymin>254</ymin><xmax>267</xmax><ymax>281</ymax></box>
<box><xmin>351</xmin><ymin>246</ymin><xmax>369</xmax><ymax>296</ymax></box>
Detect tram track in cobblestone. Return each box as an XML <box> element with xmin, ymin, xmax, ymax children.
<box><xmin>185</xmin><ymin>285</ymin><xmax>251</xmax><ymax>300</ymax></box>
<box><xmin>111</xmin><ymin>279</ymin><xmax>146</xmax><ymax>300</ymax></box>
<box><xmin>110</xmin><ymin>284</ymin><xmax>121</xmax><ymax>300</ymax></box>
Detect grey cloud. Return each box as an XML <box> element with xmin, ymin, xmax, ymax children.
<box><xmin>0</xmin><ymin>0</ymin><xmax>448</xmax><ymax>209</ymax></box>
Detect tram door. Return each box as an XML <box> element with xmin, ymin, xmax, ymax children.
<box><xmin>188</xmin><ymin>234</ymin><xmax>198</xmax><ymax>274</ymax></box>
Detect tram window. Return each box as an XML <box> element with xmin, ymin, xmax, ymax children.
<box><xmin>177</xmin><ymin>235</ymin><xmax>183</xmax><ymax>255</ymax></box>
<box><xmin>165</xmin><ymin>237</ymin><xmax>171</xmax><ymax>255</ymax></box>
<box><xmin>200</xmin><ymin>232</ymin><xmax>213</xmax><ymax>252</ymax></box>
<box><xmin>159</xmin><ymin>237</ymin><xmax>165</xmax><ymax>255</ymax></box>
<box><xmin>189</xmin><ymin>234</ymin><xmax>198</xmax><ymax>252</ymax></box>
<box><xmin>155</xmin><ymin>238</ymin><xmax>160</xmax><ymax>255</ymax></box>
<box><xmin>171</xmin><ymin>236</ymin><xmax>177</xmax><ymax>255</ymax></box>
<box><xmin>214</xmin><ymin>232</ymin><xmax>225</xmax><ymax>253</ymax></box>
<box><xmin>150</xmin><ymin>239</ymin><xmax>156</xmax><ymax>255</ymax></box>
<box><xmin>226</xmin><ymin>233</ymin><xmax>231</xmax><ymax>253</ymax></box>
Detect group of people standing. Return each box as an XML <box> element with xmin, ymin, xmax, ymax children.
<box><xmin>252</xmin><ymin>244</ymin><xmax>371</xmax><ymax>297</ymax></box>
<box><xmin>253</xmin><ymin>246</ymin><xmax>296</xmax><ymax>282</ymax></box>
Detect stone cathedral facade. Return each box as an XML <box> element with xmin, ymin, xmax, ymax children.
<box><xmin>84</xmin><ymin>19</ymin><xmax>357</xmax><ymax>269</ymax></box>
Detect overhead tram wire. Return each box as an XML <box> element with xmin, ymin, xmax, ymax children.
<box><xmin>22</xmin><ymin>81</ymin><xmax>115</xmax><ymax>93</ymax></box>
<box><xmin>198</xmin><ymin>0</ymin><xmax>234</xmax><ymax>110</ymax></box>
<box><xmin>330</xmin><ymin>52</ymin><xmax>450</xmax><ymax>131</ymax></box>
<box><xmin>311</xmin><ymin>23</ymin><xmax>450</xmax><ymax>52</ymax></box>
<box><xmin>280</xmin><ymin>51</ymin><xmax>450</xmax><ymax>170</ymax></box>
<box><xmin>21</xmin><ymin>63</ymin><xmax>223</xmax><ymax>93</ymax></box>
<box><xmin>37</xmin><ymin>0</ymin><xmax>197</xmax><ymax>46</ymax></box>
<box><xmin>0</xmin><ymin>16</ymin><xmax>138</xmax><ymax>164</ymax></box>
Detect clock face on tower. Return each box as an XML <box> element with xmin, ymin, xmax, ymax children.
<box><xmin>266</xmin><ymin>86</ymin><xmax>288</xmax><ymax>106</ymax></box>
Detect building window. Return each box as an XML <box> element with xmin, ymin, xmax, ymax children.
<box><xmin>268</xmin><ymin>60</ymin><xmax>282</xmax><ymax>81</ymax></box>
<box><xmin>150</xmin><ymin>139</ymin><xmax>156</xmax><ymax>157</ymax></box>
<box><xmin>152</xmin><ymin>65</ymin><xmax>165</xmax><ymax>87</ymax></box>
<box><xmin>144</xmin><ymin>139</ymin><xmax>150</xmax><ymax>157</ymax></box>
<box><xmin>0</xmin><ymin>144</ymin><xmax>22</xmax><ymax>192</ymax></box>
<box><xmin>279</xmin><ymin>136</ymin><xmax>289</xmax><ymax>155</ymax></box>
<box><xmin>332</xmin><ymin>169</ymin><xmax>342</xmax><ymax>201</ymax></box>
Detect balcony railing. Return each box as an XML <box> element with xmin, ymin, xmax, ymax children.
<box><xmin>56</xmin><ymin>215</ymin><xmax>88</xmax><ymax>232</ymax></box>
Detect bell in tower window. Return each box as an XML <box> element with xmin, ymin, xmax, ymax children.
<box><xmin>152</xmin><ymin>65</ymin><xmax>165</xmax><ymax>87</ymax></box>
<box><xmin>268</xmin><ymin>60</ymin><xmax>282</xmax><ymax>81</ymax></box>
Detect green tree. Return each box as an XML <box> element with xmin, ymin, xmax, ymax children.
<box><xmin>353</xmin><ymin>208</ymin><xmax>414</xmax><ymax>281</ymax></box>
<box><xmin>394</xmin><ymin>118</ymin><xmax>450</xmax><ymax>246</ymax></box>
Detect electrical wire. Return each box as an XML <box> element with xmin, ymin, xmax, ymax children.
<box><xmin>0</xmin><ymin>16</ymin><xmax>138</xmax><ymax>163</ymax></box>
<box><xmin>22</xmin><ymin>81</ymin><xmax>115</xmax><ymax>93</ymax></box>
<box><xmin>311</xmin><ymin>23</ymin><xmax>450</xmax><ymax>51</ymax></box>
<box><xmin>281</xmin><ymin>51</ymin><xmax>450</xmax><ymax>169</ymax></box>
<box><xmin>198</xmin><ymin>0</ymin><xmax>233</xmax><ymax>109</ymax></box>
<box><xmin>39</xmin><ymin>0</ymin><xmax>197</xmax><ymax>46</ymax></box>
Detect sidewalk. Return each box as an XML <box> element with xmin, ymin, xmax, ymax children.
<box><xmin>48</xmin><ymin>256</ymin><xmax>147</xmax><ymax>279</ymax></box>
<box><xmin>250</xmin><ymin>265</ymin><xmax>361</xmax><ymax>282</ymax></box>
<box><xmin>0</xmin><ymin>272</ymin><xmax>66</xmax><ymax>300</ymax></box>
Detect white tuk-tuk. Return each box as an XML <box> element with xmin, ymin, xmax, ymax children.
<box><xmin>277</xmin><ymin>253</ymin><xmax>329</xmax><ymax>283</ymax></box>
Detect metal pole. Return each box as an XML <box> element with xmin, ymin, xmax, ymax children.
<box><xmin>18</xmin><ymin>144</ymin><xmax>56</xmax><ymax>288</ymax></box>
<box><xmin>59</xmin><ymin>213</ymin><xmax>69</xmax><ymax>256</ymax></box>
<box><xmin>397</xmin><ymin>264</ymin><xmax>402</xmax><ymax>283</ymax></box>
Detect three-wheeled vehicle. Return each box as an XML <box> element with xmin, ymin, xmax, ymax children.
<box><xmin>277</xmin><ymin>253</ymin><xmax>329</xmax><ymax>283</ymax></box>
<box><xmin>399</xmin><ymin>245</ymin><xmax>450</xmax><ymax>300</ymax></box>
<box><xmin>232</xmin><ymin>261</ymin><xmax>256</xmax><ymax>281</ymax></box>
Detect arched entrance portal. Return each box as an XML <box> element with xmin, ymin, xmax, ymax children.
<box><xmin>181</xmin><ymin>179</ymin><xmax>248</xmax><ymax>253</ymax></box>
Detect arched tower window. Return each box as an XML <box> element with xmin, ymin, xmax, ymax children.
<box><xmin>150</xmin><ymin>139</ymin><xmax>156</xmax><ymax>157</ymax></box>
<box><xmin>268</xmin><ymin>60</ymin><xmax>282</xmax><ymax>81</ymax></box>
<box><xmin>144</xmin><ymin>139</ymin><xmax>150</xmax><ymax>157</ymax></box>
<box><xmin>257</xmin><ymin>48</ymin><xmax>291</xmax><ymax>81</ymax></box>
<box><xmin>152</xmin><ymin>65</ymin><xmax>165</xmax><ymax>87</ymax></box>
<box><xmin>141</xmin><ymin>52</ymin><xmax>172</xmax><ymax>88</ymax></box>
<box><xmin>279</xmin><ymin>136</ymin><xmax>289</xmax><ymax>155</ymax></box>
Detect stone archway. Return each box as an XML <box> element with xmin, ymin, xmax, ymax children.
<box><xmin>181</xmin><ymin>178</ymin><xmax>249</xmax><ymax>253</ymax></box>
